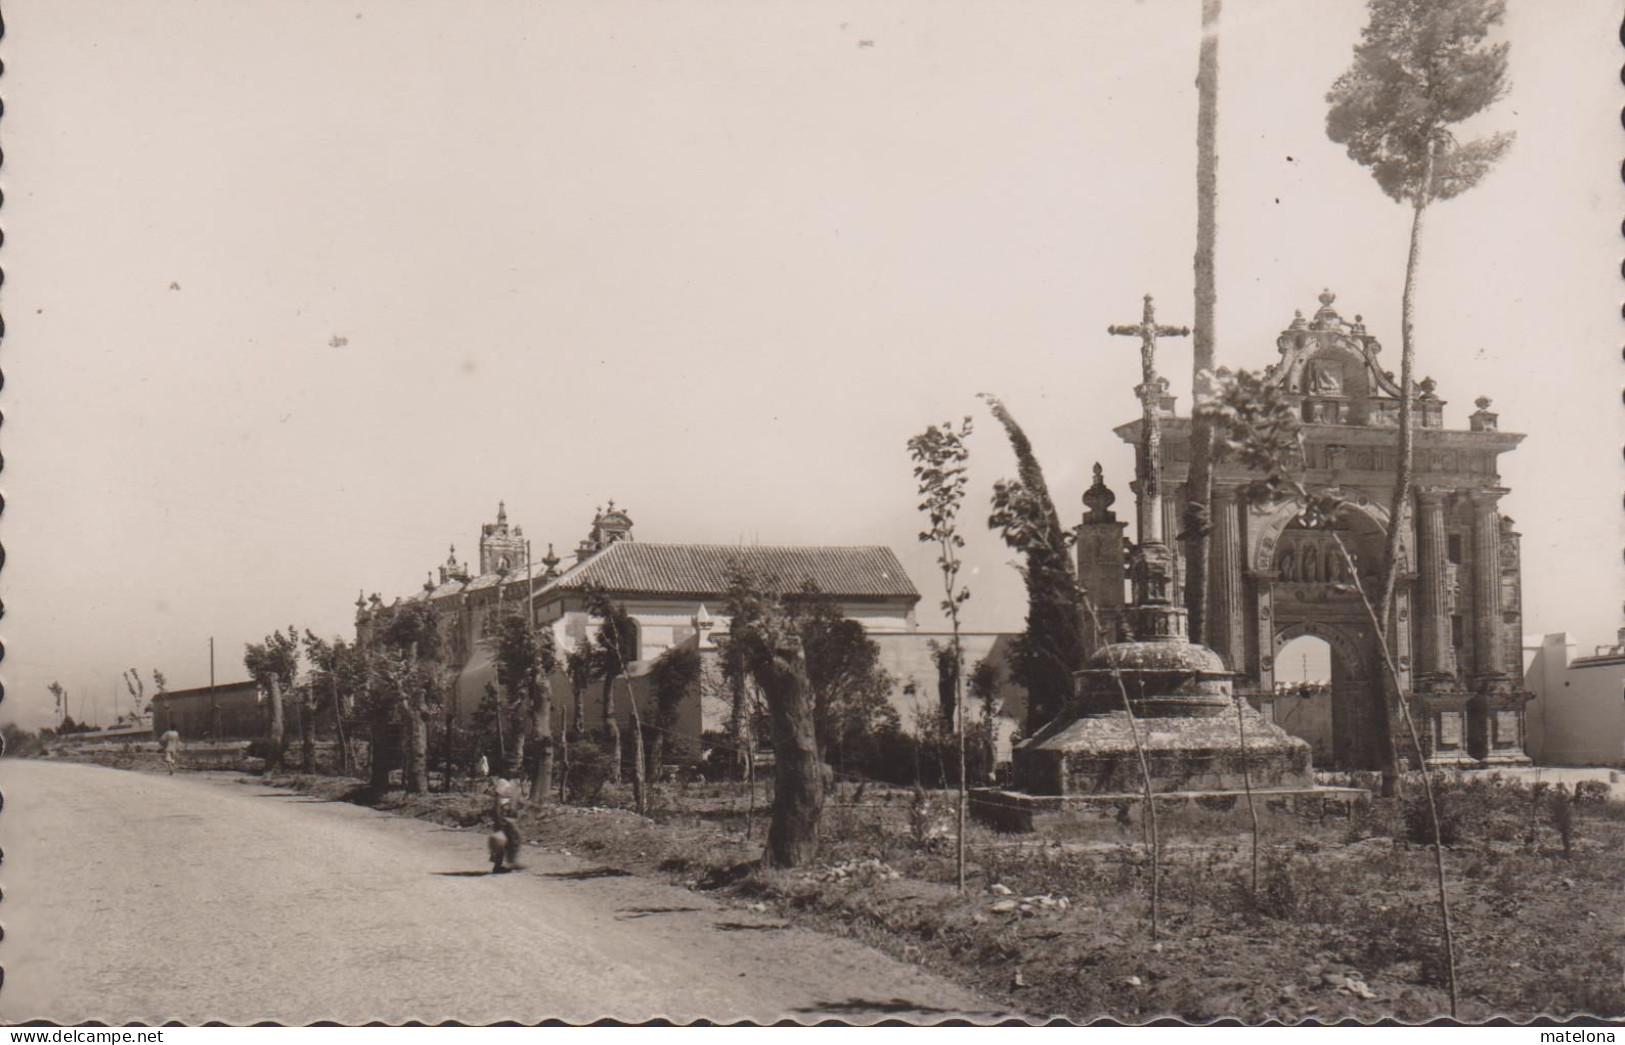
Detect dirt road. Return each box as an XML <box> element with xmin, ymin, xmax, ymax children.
<box><xmin>1</xmin><ymin>760</ymin><xmax>1014</xmax><ymax>1025</ymax></box>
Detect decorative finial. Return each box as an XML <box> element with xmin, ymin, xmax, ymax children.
<box><xmin>497</xmin><ymin>501</ymin><xmax>507</xmax><ymax>525</ymax></box>
<box><xmin>1475</xmin><ymin>395</ymin><xmax>1492</xmax><ymax>410</ymax></box>
<box><xmin>1082</xmin><ymin>462</ymin><xmax>1118</xmax><ymax>524</ymax></box>
<box><xmin>1318</xmin><ymin>288</ymin><xmax>1336</xmax><ymax>307</ymax></box>
<box><xmin>356</xmin><ymin>590</ymin><xmax>367</xmax><ymax>609</ymax></box>
<box><xmin>542</xmin><ymin>543</ymin><xmax>560</xmax><ymax>568</ymax></box>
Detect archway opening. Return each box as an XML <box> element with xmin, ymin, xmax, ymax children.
<box><xmin>1271</xmin><ymin>635</ymin><xmax>1335</xmax><ymax>766</ymax></box>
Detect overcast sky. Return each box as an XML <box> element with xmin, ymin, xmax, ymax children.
<box><xmin>4</xmin><ymin>0</ymin><xmax>1618</xmax><ymax>728</ymax></box>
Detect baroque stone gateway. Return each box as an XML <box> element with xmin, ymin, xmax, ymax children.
<box><xmin>1083</xmin><ymin>290</ymin><xmax>1530</xmax><ymax>771</ymax></box>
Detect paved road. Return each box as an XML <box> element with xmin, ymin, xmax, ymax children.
<box><xmin>2</xmin><ymin>760</ymin><xmax>1013</xmax><ymax>1025</ymax></box>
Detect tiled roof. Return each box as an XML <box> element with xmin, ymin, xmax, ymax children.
<box><xmin>541</xmin><ymin>542</ymin><xmax>919</xmax><ymax>601</ymax></box>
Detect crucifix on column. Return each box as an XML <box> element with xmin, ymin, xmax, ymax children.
<box><xmin>1108</xmin><ymin>293</ymin><xmax>1190</xmax><ymax>550</ymax></box>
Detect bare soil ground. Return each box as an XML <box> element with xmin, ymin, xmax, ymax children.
<box><xmin>58</xmin><ymin>748</ymin><xmax>1625</xmax><ymax>1022</ymax></box>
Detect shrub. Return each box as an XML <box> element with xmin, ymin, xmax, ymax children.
<box><xmin>1573</xmin><ymin>780</ymin><xmax>1611</xmax><ymax>806</ymax></box>
<box><xmin>565</xmin><ymin>740</ymin><xmax>613</xmax><ymax>805</ymax></box>
<box><xmin>1401</xmin><ymin>774</ymin><xmax>1484</xmax><ymax>847</ymax></box>
<box><xmin>1548</xmin><ymin>786</ymin><xmax>1575</xmax><ymax>857</ymax></box>
<box><xmin>1255</xmin><ymin>850</ymin><xmax>1298</xmax><ymax>920</ymax></box>
<box><xmin>244</xmin><ymin>737</ymin><xmax>287</xmax><ymax>764</ymax></box>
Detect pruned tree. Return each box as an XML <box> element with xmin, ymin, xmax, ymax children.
<box><xmin>564</xmin><ymin>637</ymin><xmax>595</xmax><ymax>742</ymax></box>
<box><xmin>243</xmin><ymin>627</ymin><xmax>300</xmax><ymax>773</ymax></box>
<box><xmin>785</xmin><ymin>582</ymin><xmax>895</xmax><ymax>774</ymax></box>
<box><xmin>979</xmin><ymin>395</ymin><xmax>1087</xmax><ymax>734</ymax></box>
<box><xmin>474</xmin><ymin>680</ymin><xmax>509</xmax><ymax>773</ymax></box>
<box><xmin>724</xmin><ymin>567</ymin><xmax>823</xmax><ymax>869</ymax></box>
<box><xmin>969</xmin><ymin>657</ymin><xmax>1002</xmax><ymax>781</ymax></box>
<box><xmin>648</xmin><ymin>645</ymin><xmax>702</xmax><ymax>776</ymax></box>
<box><xmin>584</xmin><ymin>584</ymin><xmax>646</xmax><ymax>812</ymax></box>
<box><xmin>365</xmin><ymin>602</ymin><xmax>448</xmax><ymax>794</ymax></box>
<box><xmin>303</xmin><ymin>632</ymin><xmax>367</xmax><ymax>776</ymax></box>
<box><xmin>489</xmin><ymin>608</ymin><xmax>560</xmax><ymax>802</ymax></box>
<box><xmin>1326</xmin><ymin>0</ymin><xmax>1514</xmax><ymax>795</ymax></box>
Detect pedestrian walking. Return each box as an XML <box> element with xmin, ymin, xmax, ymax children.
<box><xmin>159</xmin><ymin>728</ymin><xmax>181</xmax><ymax>775</ymax></box>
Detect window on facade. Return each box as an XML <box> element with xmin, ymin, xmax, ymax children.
<box><xmin>1447</xmin><ymin>534</ymin><xmax>1463</xmax><ymax>564</ymax></box>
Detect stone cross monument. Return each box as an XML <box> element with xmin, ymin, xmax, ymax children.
<box><xmin>1109</xmin><ymin>293</ymin><xmax>1190</xmax><ymax>548</ymax></box>
<box><xmin>999</xmin><ymin>293</ymin><xmax>1312</xmax><ymax>805</ymax></box>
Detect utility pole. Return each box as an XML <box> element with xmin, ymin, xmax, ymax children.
<box><xmin>210</xmin><ymin>637</ymin><xmax>219</xmax><ymax>739</ymax></box>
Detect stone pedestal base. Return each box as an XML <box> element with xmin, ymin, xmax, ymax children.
<box><xmin>1410</xmin><ymin>682</ymin><xmax>1534</xmax><ymax>768</ymax></box>
<box><xmin>1012</xmin><ymin>701</ymin><xmax>1312</xmax><ymax>796</ymax></box>
<box><xmin>1410</xmin><ymin>689</ymin><xmax>1476</xmax><ymax>768</ymax></box>
<box><xmin>970</xmin><ymin>783</ymin><xmax>1366</xmax><ymax>834</ymax></box>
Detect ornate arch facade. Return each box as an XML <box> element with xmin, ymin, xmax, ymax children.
<box><xmin>1247</xmin><ymin>487</ymin><xmax>1412</xmax><ymax>576</ymax></box>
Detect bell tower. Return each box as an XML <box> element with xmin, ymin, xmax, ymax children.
<box><xmin>478</xmin><ymin>501</ymin><xmax>527</xmax><ymax>574</ymax></box>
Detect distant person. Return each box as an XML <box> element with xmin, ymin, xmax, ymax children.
<box><xmin>487</xmin><ymin>791</ymin><xmax>523</xmax><ymax>874</ymax></box>
<box><xmin>159</xmin><ymin>728</ymin><xmax>181</xmax><ymax>775</ymax></box>
<box><xmin>476</xmin><ymin>754</ymin><xmax>490</xmax><ymax>779</ymax></box>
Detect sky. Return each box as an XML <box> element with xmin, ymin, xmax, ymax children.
<box><xmin>3</xmin><ymin>0</ymin><xmax>1619</xmax><ymax>729</ymax></box>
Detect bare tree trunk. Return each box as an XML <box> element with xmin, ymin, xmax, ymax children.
<box><xmin>730</xmin><ymin>673</ymin><xmax>750</xmax><ymax>781</ymax></box>
<box><xmin>601</xmin><ymin>677</ymin><xmax>622</xmax><ymax>785</ymax></box>
<box><xmin>509</xmin><ymin>728</ymin><xmax>526</xmax><ymax>781</ymax></box>
<box><xmin>1235</xmin><ymin>692</ymin><xmax>1260</xmax><ymax>896</ymax></box>
<box><xmin>757</xmin><ymin>646</ymin><xmax>823</xmax><ymax>869</ymax></box>
<box><xmin>648</xmin><ymin>728</ymin><xmax>666</xmax><ymax>784</ymax></box>
<box><xmin>558</xmin><ymin>724</ymin><xmax>570</xmax><ymax>803</ymax></box>
<box><xmin>530</xmin><ymin>678</ymin><xmax>554</xmax><ymax>804</ymax></box>
<box><xmin>745</xmin><ymin>724</ymin><xmax>757</xmax><ymax>840</ymax></box>
<box><xmin>442</xmin><ymin>704</ymin><xmax>455</xmax><ymax>793</ymax></box>
<box><xmin>1184</xmin><ymin>0</ymin><xmax>1221</xmax><ymax>649</ymax></box>
<box><xmin>300</xmin><ymin>696</ymin><xmax>317</xmax><ymax>772</ymax></box>
<box><xmin>405</xmin><ymin>702</ymin><xmax>429</xmax><ymax>794</ymax></box>
<box><xmin>623</xmin><ymin>675</ymin><xmax>647</xmax><ymax>815</ymax></box>
<box><xmin>1373</xmin><ymin>151</ymin><xmax>1433</xmax><ymax>797</ymax></box>
<box><xmin>368</xmin><ymin>717</ymin><xmax>392</xmax><ymax>791</ymax></box>
<box><xmin>266</xmin><ymin>678</ymin><xmax>286</xmax><ymax>772</ymax></box>
<box><xmin>333</xmin><ymin>685</ymin><xmax>351</xmax><ymax>776</ymax></box>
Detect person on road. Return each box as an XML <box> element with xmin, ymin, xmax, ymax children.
<box><xmin>487</xmin><ymin>790</ymin><xmax>524</xmax><ymax>874</ymax></box>
<box><xmin>159</xmin><ymin>728</ymin><xmax>181</xmax><ymax>775</ymax></box>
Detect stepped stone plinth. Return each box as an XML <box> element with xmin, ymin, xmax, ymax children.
<box><xmin>1013</xmin><ymin>630</ymin><xmax>1312</xmax><ymax>796</ymax></box>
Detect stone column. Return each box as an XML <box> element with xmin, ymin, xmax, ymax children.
<box><xmin>1208</xmin><ymin>485</ymin><xmax>1244</xmax><ymax>669</ymax></box>
<box><xmin>1470</xmin><ymin>488</ymin><xmax>1507</xmax><ymax>679</ymax></box>
<box><xmin>1415</xmin><ymin>488</ymin><xmax>1454</xmax><ymax>680</ymax></box>
<box><xmin>1161</xmin><ymin>487</ymin><xmax>1183</xmax><ymax>603</ymax></box>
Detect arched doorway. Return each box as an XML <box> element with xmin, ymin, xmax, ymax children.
<box><xmin>1271</xmin><ymin>634</ymin><xmax>1333</xmax><ymax>765</ymax></box>
<box><xmin>1249</xmin><ymin>492</ymin><xmax>1398</xmax><ymax>770</ymax></box>
<box><xmin>1273</xmin><ymin>621</ymin><xmax>1374</xmax><ymax>769</ymax></box>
